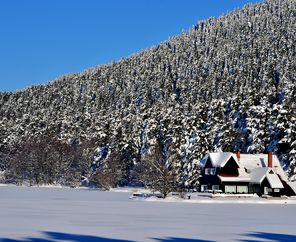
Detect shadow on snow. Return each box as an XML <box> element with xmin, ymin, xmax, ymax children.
<box><xmin>1</xmin><ymin>231</ymin><xmax>296</xmax><ymax>242</ymax></box>
<box><xmin>240</xmin><ymin>232</ymin><xmax>296</xmax><ymax>242</ymax></box>
<box><xmin>0</xmin><ymin>232</ymin><xmax>210</xmax><ymax>242</ymax></box>
<box><xmin>1</xmin><ymin>231</ymin><xmax>127</xmax><ymax>242</ymax></box>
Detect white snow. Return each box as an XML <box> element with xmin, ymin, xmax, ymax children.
<box><xmin>239</xmin><ymin>154</ymin><xmax>288</xmax><ymax>182</ymax></box>
<box><xmin>250</xmin><ymin>167</ymin><xmax>270</xmax><ymax>183</ymax></box>
<box><xmin>202</xmin><ymin>152</ymin><xmax>236</xmax><ymax>167</ymax></box>
<box><xmin>218</xmin><ymin>174</ymin><xmax>250</xmax><ymax>182</ymax></box>
<box><xmin>0</xmin><ymin>186</ymin><xmax>296</xmax><ymax>242</ymax></box>
<box><xmin>266</xmin><ymin>172</ymin><xmax>285</xmax><ymax>189</ymax></box>
<box><xmin>250</xmin><ymin>167</ymin><xmax>284</xmax><ymax>189</ymax></box>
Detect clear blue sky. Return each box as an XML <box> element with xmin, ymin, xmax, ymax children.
<box><xmin>0</xmin><ymin>0</ymin><xmax>262</xmax><ymax>92</ymax></box>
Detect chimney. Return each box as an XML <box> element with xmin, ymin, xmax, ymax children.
<box><xmin>268</xmin><ymin>151</ymin><xmax>273</xmax><ymax>168</ymax></box>
<box><xmin>236</xmin><ymin>151</ymin><xmax>241</xmax><ymax>161</ymax></box>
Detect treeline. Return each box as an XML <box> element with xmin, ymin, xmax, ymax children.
<box><xmin>92</xmin><ymin>126</ymin><xmax>199</xmax><ymax>196</ymax></box>
<box><xmin>0</xmin><ymin>132</ymin><xmax>191</xmax><ymax>197</ymax></box>
<box><xmin>0</xmin><ymin>136</ymin><xmax>93</xmax><ymax>187</ymax></box>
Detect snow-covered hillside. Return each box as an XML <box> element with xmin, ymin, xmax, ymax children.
<box><xmin>0</xmin><ymin>0</ymin><xmax>296</xmax><ymax>187</ymax></box>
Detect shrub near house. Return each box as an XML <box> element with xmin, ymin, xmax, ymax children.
<box><xmin>199</xmin><ymin>152</ymin><xmax>296</xmax><ymax>196</ymax></box>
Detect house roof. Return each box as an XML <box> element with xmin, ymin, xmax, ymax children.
<box><xmin>250</xmin><ymin>167</ymin><xmax>270</xmax><ymax>184</ymax></box>
<box><xmin>250</xmin><ymin>167</ymin><xmax>284</xmax><ymax>189</ymax></box>
<box><xmin>218</xmin><ymin>167</ymin><xmax>250</xmax><ymax>182</ymax></box>
<box><xmin>200</xmin><ymin>152</ymin><xmax>288</xmax><ymax>187</ymax></box>
<box><xmin>266</xmin><ymin>172</ymin><xmax>285</xmax><ymax>189</ymax></box>
<box><xmin>288</xmin><ymin>182</ymin><xmax>296</xmax><ymax>194</ymax></box>
<box><xmin>218</xmin><ymin>176</ymin><xmax>250</xmax><ymax>183</ymax></box>
<box><xmin>200</xmin><ymin>152</ymin><xmax>240</xmax><ymax>168</ymax></box>
<box><xmin>238</xmin><ymin>154</ymin><xmax>288</xmax><ymax>182</ymax></box>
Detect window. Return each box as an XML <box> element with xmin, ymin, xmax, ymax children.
<box><xmin>225</xmin><ymin>185</ymin><xmax>236</xmax><ymax>193</ymax></box>
<box><xmin>237</xmin><ymin>186</ymin><xmax>248</xmax><ymax>194</ymax></box>
<box><xmin>205</xmin><ymin>168</ymin><xmax>216</xmax><ymax>175</ymax></box>
<box><xmin>274</xmin><ymin>188</ymin><xmax>280</xmax><ymax>193</ymax></box>
<box><xmin>201</xmin><ymin>185</ymin><xmax>208</xmax><ymax>192</ymax></box>
<box><xmin>264</xmin><ymin>187</ymin><xmax>272</xmax><ymax>195</ymax></box>
<box><xmin>210</xmin><ymin>168</ymin><xmax>216</xmax><ymax>175</ymax></box>
<box><xmin>212</xmin><ymin>185</ymin><xmax>219</xmax><ymax>191</ymax></box>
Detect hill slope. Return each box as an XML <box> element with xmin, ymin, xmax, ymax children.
<box><xmin>0</xmin><ymin>0</ymin><xmax>296</xmax><ymax>186</ymax></box>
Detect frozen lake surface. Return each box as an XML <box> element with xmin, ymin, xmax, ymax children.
<box><xmin>0</xmin><ymin>186</ymin><xmax>296</xmax><ymax>242</ymax></box>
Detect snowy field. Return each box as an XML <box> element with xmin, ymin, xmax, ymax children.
<box><xmin>0</xmin><ymin>186</ymin><xmax>296</xmax><ymax>242</ymax></box>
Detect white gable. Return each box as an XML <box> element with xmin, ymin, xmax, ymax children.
<box><xmin>266</xmin><ymin>172</ymin><xmax>284</xmax><ymax>189</ymax></box>
<box><xmin>201</xmin><ymin>152</ymin><xmax>239</xmax><ymax>168</ymax></box>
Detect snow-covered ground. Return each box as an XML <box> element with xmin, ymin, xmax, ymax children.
<box><xmin>0</xmin><ymin>186</ymin><xmax>296</xmax><ymax>242</ymax></box>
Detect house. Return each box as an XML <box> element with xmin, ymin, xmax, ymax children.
<box><xmin>199</xmin><ymin>152</ymin><xmax>296</xmax><ymax>196</ymax></box>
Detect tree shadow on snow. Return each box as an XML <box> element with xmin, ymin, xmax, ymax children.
<box><xmin>0</xmin><ymin>232</ymin><xmax>214</xmax><ymax>242</ymax></box>
<box><xmin>2</xmin><ymin>231</ymin><xmax>295</xmax><ymax>242</ymax></box>
<box><xmin>240</xmin><ymin>232</ymin><xmax>296</xmax><ymax>242</ymax></box>
<box><xmin>153</xmin><ymin>238</ymin><xmax>214</xmax><ymax>242</ymax></box>
<box><xmin>0</xmin><ymin>231</ymin><xmax>131</xmax><ymax>242</ymax></box>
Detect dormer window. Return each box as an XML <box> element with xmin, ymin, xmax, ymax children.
<box><xmin>205</xmin><ymin>168</ymin><xmax>216</xmax><ymax>175</ymax></box>
<box><xmin>210</xmin><ymin>168</ymin><xmax>216</xmax><ymax>175</ymax></box>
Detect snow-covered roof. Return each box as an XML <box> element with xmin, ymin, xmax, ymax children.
<box><xmin>218</xmin><ymin>175</ymin><xmax>250</xmax><ymax>182</ymax></box>
<box><xmin>238</xmin><ymin>154</ymin><xmax>288</xmax><ymax>182</ymax></box>
<box><xmin>201</xmin><ymin>152</ymin><xmax>240</xmax><ymax>168</ymax></box>
<box><xmin>250</xmin><ymin>167</ymin><xmax>284</xmax><ymax>188</ymax></box>
<box><xmin>266</xmin><ymin>172</ymin><xmax>284</xmax><ymax>189</ymax></box>
<box><xmin>250</xmin><ymin>167</ymin><xmax>270</xmax><ymax>184</ymax></box>
<box><xmin>287</xmin><ymin>182</ymin><xmax>296</xmax><ymax>194</ymax></box>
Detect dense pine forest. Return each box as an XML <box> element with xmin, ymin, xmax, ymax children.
<box><xmin>0</xmin><ymin>0</ymin><xmax>295</xmax><ymax>190</ymax></box>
